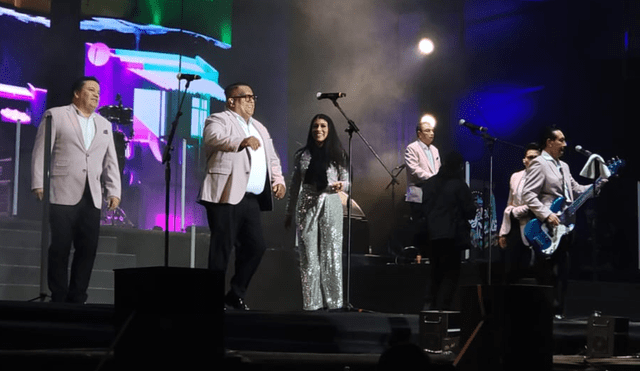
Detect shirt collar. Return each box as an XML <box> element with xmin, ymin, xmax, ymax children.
<box><xmin>228</xmin><ymin>109</ymin><xmax>252</xmax><ymax>126</ymax></box>
<box><xmin>418</xmin><ymin>140</ymin><xmax>431</xmax><ymax>151</ymax></box>
<box><xmin>541</xmin><ymin>150</ymin><xmax>560</xmax><ymax>166</ymax></box>
<box><xmin>540</xmin><ymin>150</ymin><xmax>560</xmax><ymax>166</ymax></box>
<box><xmin>72</xmin><ymin>103</ymin><xmax>95</xmax><ymax>120</ymax></box>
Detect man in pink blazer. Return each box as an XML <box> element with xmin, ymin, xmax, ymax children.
<box><xmin>198</xmin><ymin>82</ymin><xmax>286</xmax><ymax>310</ymax></box>
<box><xmin>31</xmin><ymin>76</ymin><xmax>121</xmax><ymax>303</ymax></box>
<box><xmin>404</xmin><ymin>120</ymin><xmax>441</xmax><ymax>263</ymax></box>
<box><xmin>522</xmin><ymin>126</ymin><xmax>589</xmax><ymax>317</ymax></box>
<box><xmin>498</xmin><ymin>143</ymin><xmax>540</xmax><ymax>283</ymax></box>
<box><xmin>405</xmin><ymin>121</ymin><xmax>441</xmax><ymax>205</ymax></box>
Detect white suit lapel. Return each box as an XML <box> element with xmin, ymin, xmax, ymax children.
<box><xmin>66</xmin><ymin>105</ymin><xmax>87</xmax><ymax>152</ymax></box>
<box><xmin>226</xmin><ymin>110</ymin><xmax>252</xmax><ymax>162</ymax></box>
<box><xmin>88</xmin><ymin>116</ymin><xmax>100</xmax><ymax>152</ymax></box>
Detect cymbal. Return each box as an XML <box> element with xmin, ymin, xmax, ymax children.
<box><xmin>98</xmin><ymin>104</ymin><xmax>133</xmax><ymax>125</ymax></box>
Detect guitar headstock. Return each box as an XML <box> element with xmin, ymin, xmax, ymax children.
<box><xmin>606</xmin><ymin>157</ymin><xmax>626</xmax><ymax>177</ymax></box>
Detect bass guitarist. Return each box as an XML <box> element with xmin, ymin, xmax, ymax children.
<box><xmin>522</xmin><ymin>126</ymin><xmax>590</xmax><ymax>319</ymax></box>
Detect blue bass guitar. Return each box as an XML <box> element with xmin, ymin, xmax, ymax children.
<box><xmin>524</xmin><ymin>158</ymin><xmax>624</xmax><ymax>256</ymax></box>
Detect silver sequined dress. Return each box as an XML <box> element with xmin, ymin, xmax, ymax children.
<box><xmin>286</xmin><ymin>150</ymin><xmax>349</xmax><ymax>310</ymax></box>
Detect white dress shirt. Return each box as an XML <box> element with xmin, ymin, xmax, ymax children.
<box><xmin>420</xmin><ymin>141</ymin><xmax>436</xmax><ymax>171</ymax></box>
<box><xmin>231</xmin><ymin>111</ymin><xmax>266</xmax><ymax>195</ymax></box>
<box><xmin>73</xmin><ymin>104</ymin><xmax>96</xmax><ymax>150</ymax></box>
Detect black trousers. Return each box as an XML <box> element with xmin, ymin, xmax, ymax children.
<box><xmin>48</xmin><ymin>184</ymin><xmax>101</xmax><ymax>303</ymax></box>
<box><xmin>503</xmin><ymin>216</ymin><xmax>534</xmax><ymax>284</ymax></box>
<box><xmin>203</xmin><ymin>194</ymin><xmax>267</xmax><ymax>299</ymax></box>
<box><xmin>534</xmin><ymin>236</ymin><xmax>571</xmax><ymax>316</ymax></box>
<box><xmin>426</xmin><ymin>238</ymin><xmax>461</xmax><ymax>310</ymax></box>
<box><xmin>408</xmin><ymin>202</ymin><xmax>430</xmax><ymax>256</ymax></box>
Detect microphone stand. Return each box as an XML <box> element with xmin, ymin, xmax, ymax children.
<box><xmin>481</xmin><ymin>132</ymin><xmax>496</xmax><ymax>285</ymax></box>
<box><xmin>327</xmin><ymin>98</ymin><xmax>399</xmax><ymax>311</ymax></box>
<box><xmin>161</xmin><ymin>79</ymin><xmax>193</xmax><ymax>267</ymax></box>
<box><xmin>465</xmin><ymin>128</ymin><xmax>522</xmax><ymax>285</ymax></box>
<box><xmin>34</xmin><ymin>114</ymin><xmax>53</xmax><ymax>302</ymax></box>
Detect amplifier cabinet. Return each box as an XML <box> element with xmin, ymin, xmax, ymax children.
<box><xmin>587</xmin><ymin>314</ymin><xmax>629</xmax><ymax>357</ymax></box>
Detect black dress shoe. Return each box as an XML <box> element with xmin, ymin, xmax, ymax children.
<box><xmin>225</xmin><ymin>294</ymin><xmax>250</xmax><ymax>310</ymax></box>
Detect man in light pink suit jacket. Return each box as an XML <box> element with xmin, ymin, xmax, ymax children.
<box><xmin>31</xmin><ymin>76</ymin><xmax>121</xmax><ymax>303</ymax></box>
<box><xmin>522</xmin><ymin>127</ymin><xmax>589</xmax><ymax>317</ymax></box>
<box><xmin>198</xmin><ymin>82</ymin><xmax>286</xmax><ymax>310</ymax></box>
<box><xmin>498</xmin><ymin>143</ymin><xmax>540</xmax><ymax>284</ymax></box>
<box><xmin>404</xmin><ymin>120</ymin><xmax>441</xmax><ymax>262</ymax></box>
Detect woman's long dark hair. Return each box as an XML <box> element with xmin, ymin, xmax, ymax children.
<box><xmin>437</xmin><ymin>151</ymin><xmax>465</xmax><ymax>180</ymax></box>
<box><xmin>297</xmin><ymin>113</ymin><xmax>348</xmax><ymax>190</ymax></box>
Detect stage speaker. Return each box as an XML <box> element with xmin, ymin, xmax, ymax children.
<box><xmin>587</xmin><ymin>313</ymin><xmax>629</xmax><ymax>357</ymax></box>
<box><xmin>114</xmin><ymin>267</ymin><xmax>224</xmax><ymax>370</ymax></box>
<box><xmin>456</xmin><ymin>284</ymin><xmax>553</xmax><ymax>371</ymax></box>
<box><xmin>419</xmin><ymin>310</ymin><xmax>459</xmax><ymax>352</ymax></box>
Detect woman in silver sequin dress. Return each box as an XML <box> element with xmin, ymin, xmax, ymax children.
<box><xmin>285</xmin><ymin>114</ymin><xmax>349</xmax><ymax>311</ymax></box>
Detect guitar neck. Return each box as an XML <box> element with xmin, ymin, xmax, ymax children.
<box><xmin>560</xmin><ymin>158</ymin><xmax>624</xmax><ymax>223</ymax></box>
<box><xmin>563</xmin><ymin>181</ymin><xmax>598</xmax><ymax>219</ymax></box>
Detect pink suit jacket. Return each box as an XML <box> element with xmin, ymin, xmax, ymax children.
<box><xmin>31</xmin><ymin>104</ymin><xmax>121</xmax><ymax>209</ymax></box>
<box><xmin>404</xmin><ymin>140</ymin><xmax>441</xmax><ymax>203</ymax></box>
<box><xmin>198</xmin><ymin>110</ymin><xmax>285</xmax><ymax>211</ymax></box>
<box><xmin>498</xmin><ymin>169</ymin><xmax>530</xmax><ymax>246</ymax></box>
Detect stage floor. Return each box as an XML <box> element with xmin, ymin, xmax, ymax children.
<box><xmin>2</xmin><ymin>218</ymin><xmax>640</xmax><ymax>369</ymax></box>
<box><xmin>0</xmin><ymin>301</ymin><xmax>639</xmax><ymax>370</ymax></box>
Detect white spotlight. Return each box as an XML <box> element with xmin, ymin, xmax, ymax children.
<box><xmin>420</xmin><ymin>114</ymin><xmax>436</xmax><ymax>127</ymax></box>
<box><xmin>418</xmin><ymin>38</ymin><xmax>434</xmax><ymax>55</ymax></box>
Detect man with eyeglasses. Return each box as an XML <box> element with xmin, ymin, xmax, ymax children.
<box><xmin>522</xmin><ymin>126</ymin><xmax>589</xmax><ymax>318</ymax></box>
<box><xmin>403</xmin><ymin>119</ymin><xmax>441</xmax><ymax>309</ymax></box>
<box><xmin>498</xmin><ymin>142</ymin><xmax>540</xmax><ymax>284</ymax></box>
<box><xmin>405</xmin><ymin>120</ymin><xmax>441</xmax><ymax>210</ymax></box>
<box><xmin>198</xmin><ymin>82</ymin><xmax>286</xmax><ymax>310</ymax></box>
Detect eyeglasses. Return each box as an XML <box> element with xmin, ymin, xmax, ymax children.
<box><xmin>230</xmin><ymin>95</ymin><xmax>257</xmax><ymax>101</ymax></box>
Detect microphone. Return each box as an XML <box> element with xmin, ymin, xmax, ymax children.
<box><xmin>459</xmin><ymin>119</ymin><xmax>488</xmax><ymax>132</ymax></box>
<box><xmin>316</xmin><ymin>92</ymin><xmax>346</xmax><ymax>100</ymax></box>
<box><xmin>574</xmin><ymin>145</ymin><xmax>593</xmax><ymax>157</ymax></box>
<box><xmin>177</xmin><ymin>73</ymin><xmax>202</xmax><ymax>81</ymax></box>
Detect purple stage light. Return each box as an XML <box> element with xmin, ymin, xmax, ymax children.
<box><xmin>155</xmin><ymin>213</ymin><xmax>186</xmax><ymax>232</ymax></box>
<box><xmin>0</xmin><ymin>108</ymin><xmax>31</xmax><ymax>123</ymax></box>
<box><xmin>0</xmin><ymin>83</ymin><xmax>45</xmax><ymax>101</ymax></box>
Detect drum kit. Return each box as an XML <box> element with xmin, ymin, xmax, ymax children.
<box><xmin>98</xmin><ymin>94</ymin><xmax>134</xmax><ymax>227</ymax></box>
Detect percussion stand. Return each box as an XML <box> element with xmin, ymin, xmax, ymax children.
<box><xmin>327</xmin><ymin>98</ymin><xmax>399</xmax><ymax>311</ymax></box>
<box><xmin>386</xmin><ymin>164</ymin><xmax>406</xmax><ymax>217</ymax></box>
<box><xmin>161</xmin><ymin>79</ymin><xmax>193</xmax><ymax>266</ymax></box>
<box><xmin>99</xmin><ymin>98</ymin><xmax>135</xmax><ymax>227</ymax></box>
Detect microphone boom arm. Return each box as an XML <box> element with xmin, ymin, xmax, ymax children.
<box><xmin>330</xmin><ymin>99</ymin><xmax>396</xmax><ymax>180</ymax></box>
